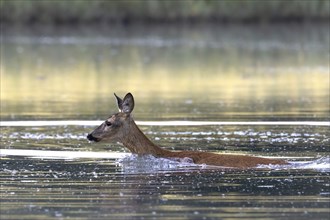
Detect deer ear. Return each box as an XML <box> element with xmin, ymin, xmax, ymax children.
<box><xmin>114</xmin><ymin>93</ymin><xmax>123</xmax><ymax>112</ymax></box>
<box><xmin>122</xmin><ymin>93</ymin><xmax>134</xmax><ymax>113</ymax></box>
<box><xmin>114</xmin><ymin>93</ymin><xmax>134</xmax><ymax>113</ymax></box>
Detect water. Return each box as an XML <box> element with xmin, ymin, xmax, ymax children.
<box><xmin>1</xmin><ymin>23</ymin><xmax>330</xmax><ymax>219</ymax></box>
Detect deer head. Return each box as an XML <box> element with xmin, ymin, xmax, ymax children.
<box><xmin>87</xmin><ymin>93</ymin><xmax>135</xmax><ymax>143</ymax></box>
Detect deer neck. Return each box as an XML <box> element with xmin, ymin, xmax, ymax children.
<box><xmin>120</xmin><ymin>119</ymin><xmax>169</xmax><ymax>157</ymax></box>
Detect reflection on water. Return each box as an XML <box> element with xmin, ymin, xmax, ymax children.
<box><xmin>1</xmin><ymin>153</ymin><xmax>330</xmax><ymax>219</ymax></box>
<box><xmin>1</xmin><ymin>121</ymin><xmax>329</xmax><ymax>219</ymax></box>
<box><xmin>0</xmin><ymin>149</ymin><xmax>128</xmax><ymax>160</ymax></box>
<box><xmin>1</xmin><ymin>24</ymin><xmax>329</xmax><ymax>121</ymax></box>
<box><xmin>1</xmin><ymin>24</ymin><xmax>330</xmax><ymax>219</ymax></box>
<box><xmin>1</xmin><ymin>120</ymin><xmax>329</xmax><ymax>126</ymax></box>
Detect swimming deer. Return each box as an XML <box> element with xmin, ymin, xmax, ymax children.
<box><xmin>87</xmin><ymin>93</ymin><xmax>288</xmax><ymax>168</ymax></box>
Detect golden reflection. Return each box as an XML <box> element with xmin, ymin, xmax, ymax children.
<box><xmin>1</xmin><ymin>62</ymin><xmax>328</xmax><ymax>101</ymax></box>
<box><xmin>1</xmin><ymin>25</ymin><xmax>329</xmax><ymax>119</ymax></box>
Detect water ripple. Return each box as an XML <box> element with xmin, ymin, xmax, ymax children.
<box><xmin>1</xmin><ymin>149</ymin><xmax>329</xmax><ymax>172</ymax></box>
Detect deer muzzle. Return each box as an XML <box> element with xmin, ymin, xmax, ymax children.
<box><xmin>87</xmin><ymin>133</ymin><xmax>101</xmax><ymax>142</ymax></box>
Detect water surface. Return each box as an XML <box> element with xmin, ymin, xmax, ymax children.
<box><xmin>1</xmin><ymin>24</ymin><xmax>329</xmax><ymax>219</ymax></box>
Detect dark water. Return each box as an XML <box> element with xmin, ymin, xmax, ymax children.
<box><xmin>1</xmin><ymin>24</ymin><xmax>330</xmax><ymax>219</ymax></box>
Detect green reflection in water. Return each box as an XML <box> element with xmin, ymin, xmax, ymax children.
<box><xmin>1</xmin><ymin>24</ymin><xmax>329</xmax><ymax>120</ymax></box>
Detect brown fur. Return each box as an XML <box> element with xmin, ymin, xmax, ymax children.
<box><xmin>88</xmin><ymin>114</ymin><xmax>288</xmax><ymax>168</ymax></box>
<box><xmin>87</xmin><ymin>93</ymin><xmax>288</xmax><ymax>168</ymax></box>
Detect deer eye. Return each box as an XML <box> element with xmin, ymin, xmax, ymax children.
<box><xmin>105</xmin><ymin>121</ymin><xmax>112</xmax><ymax>126</ymax></box>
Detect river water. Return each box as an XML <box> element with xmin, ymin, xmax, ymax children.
<box><xmin>1</xmin><ymin>23</ymin><xmax>329</xmax><ymax>219</ymax></box>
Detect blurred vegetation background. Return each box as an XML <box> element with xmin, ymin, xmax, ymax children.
<box><xmin>1</xmin><ymin>0</ymin><xmax>329</xmax><ymax>25</ymax></box>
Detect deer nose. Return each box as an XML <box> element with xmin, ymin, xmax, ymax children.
<box><xmin>87</xmin><ymin>133</ymin><xmax>100</xmax><ymax>142</ymax></box>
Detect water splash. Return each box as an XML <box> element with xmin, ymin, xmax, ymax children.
<box><xmin>257</xmin><ymin>157</ymin><xmax>330</xmax><ymax>172</ymax></box>
<box><xmin>116</xmin><ymin>155</ymin><xmax>203</xmax><ymax>173</ymax></box>
<box><xmin>118</xmin><ymin>154</ymin><xmax>330</xmax><ymax>173</ymax></box>
<box><xmin>1</xmin><ymin>149</ymin><xmax>329</xmax><ymax>172</ymax></box>
<box><xmin>289</xmin><ymin>157</ymin><xmax>330</xmax><ymax>172</ymax></box>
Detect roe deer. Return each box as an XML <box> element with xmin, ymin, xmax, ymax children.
<box><xmin>87</xmin><ymin>93</ymin><xmax>288</xmax><ymax>168</ymax></box>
